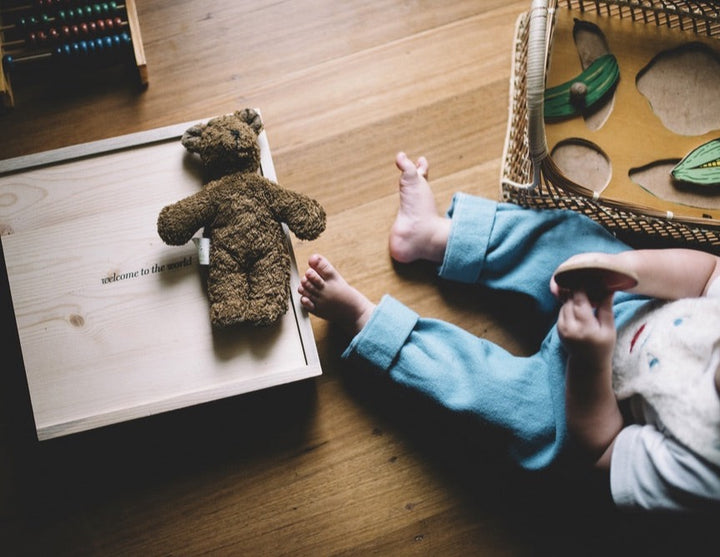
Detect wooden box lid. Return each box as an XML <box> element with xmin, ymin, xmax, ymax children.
<box><xmin>0</xmin><ymin>117</ymin><xmax>321</xmax><ymax>440</ymax></box>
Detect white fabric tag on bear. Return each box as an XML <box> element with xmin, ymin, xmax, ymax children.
<box><xmin>192</xmin><ymin>237</ymin><xmax>210</xmax><ymax>265</ymax></box>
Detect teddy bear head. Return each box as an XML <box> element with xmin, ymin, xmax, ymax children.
<box><xmin>181</xmin><ymin>108</ymin><xmax>264</xmax><ymax>176</ymax></box>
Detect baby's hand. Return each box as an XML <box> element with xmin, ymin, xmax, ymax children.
<box><xmin>557</xmin><ymin>289</ymin><xmax>616</xmax><ymax>368</ymax></box>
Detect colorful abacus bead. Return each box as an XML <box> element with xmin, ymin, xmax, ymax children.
<box><xmin>57</xmin><ymin>3</ymin><xmax>119</xmax><ymax>23</ymax></box>
<box><xmin>57</xmin><ymin>18</ymin><xmax>123</xmax><ymax>40</ymax></box>
<box><xmin>17</xmin><ymin>15</ymin><xmax>52</xmax><ymax>29</ymax></box>
<box><xmin>2</xmin><ymin>54</ymin><xmax>15</xmax><ymax>72</ymax></box>
<box><xmin>53</xmin><ymin>32</ymin><xmax>131</xmax><ymax>59</ymax></box>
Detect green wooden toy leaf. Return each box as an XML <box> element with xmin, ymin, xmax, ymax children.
<box><xmin>544</xmin><ymin>54</ymin><xmax>619</xmax><ymax>120</ymax></box>
<box><xmin>672</xmin><ymin>138</ymin><xmax>720</xmax><ymax>186</ymax></box>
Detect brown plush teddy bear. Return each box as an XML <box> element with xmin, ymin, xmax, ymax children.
<box><xmin>157</xmin><ymin>108</ymin><xmax>326</xmax><ymax>327</ymax></box>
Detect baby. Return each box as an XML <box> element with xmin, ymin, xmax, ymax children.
<box><xmin>298</xmin><ymin>152</ymin><xmax>720</xmax><ymax>512</ymax></box>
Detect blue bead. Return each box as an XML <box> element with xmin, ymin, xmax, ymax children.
<box><xmin>2</xmin><ymin>55</ymin><xmax>14</xmax><ymax>72</ymax></box>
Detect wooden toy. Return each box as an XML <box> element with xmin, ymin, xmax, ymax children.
<box><xmin>542</xmin><ymin>7</ymin><xmax>720</xmax><ymax>221</ymax></box>
<box><xmin>501</xmin><ymin>0</ymin><xmax>720</xmax><ymax>252</ymax></box>
<box><xmin>553</xmin><ymin>255</ymin><xmax>639</xmax><ymax>302</ymax></box>
<box><xmin>0</xmin><ymin>0</ymin><xmax>147</xmax><ymax>108</ymax></box>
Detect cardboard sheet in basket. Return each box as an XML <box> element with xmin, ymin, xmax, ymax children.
<box><xmin>0</xmin><ymin>116</ymin><xmax>321</xmax><ymax>441</ymax></box>
<box><xmin>501</xmin><ymin>0</ymin><xmax>720</xmax><ymax>251</ymax></box>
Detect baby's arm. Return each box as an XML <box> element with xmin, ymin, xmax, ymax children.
<box><xmin>558</xmin><ymin>290</ymin><xmax>623</xmax><ymax>469</ymax></box>
<box><xmin>555</xmin><ymin>248</ymin><xmax>720</xmax><ymax>300</ymax></box>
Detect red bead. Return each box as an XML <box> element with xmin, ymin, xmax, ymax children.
<box><xmin>105</xmin><ymin>18</ymin><xmax>114</xmax><ymax>30</ymax></box>
<box><xmin>80</xmin><ymin>22</ymin><xmax>89</xmax><ymax>35</ymax></box>
<box><xmin>28</xmin><ymin>31</ymin><xmax>37</xmax><ymax>44</ymax></box>
<box><xmin>71</xmin><ymin>24</ymin><xmax>79</xmax><ymax>36</ymax></box>
<box><xmin>49</xmin><ymin>28</ymin><xmax>60</xmax><ymax>40</ymax></box>
<box><xmin>88</xmin><ymin>22</ymin><xmax>97</xmax><ymax>34</ymax></box>
<box><xmin>62</xmin><ymin>25</ymin><xmax>71</xmax><ymax>38</ymax></box>
<box><xmin>96</xmin><ymin>20</ymin><xmax>105</xmax><ymax>32</ymax></box>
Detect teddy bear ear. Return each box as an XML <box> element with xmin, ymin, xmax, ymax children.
<box><xmin>236</xmin><ymin>108</ymin><xmax>264</xmax><ymax>135</ymax></box>
<box><xmin>181</xmin><ymin>124</ymin><xmax>204</xmax><ymax>153</ymax></box>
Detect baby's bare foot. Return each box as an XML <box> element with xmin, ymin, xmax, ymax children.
<box><xmin>298</xmin><ymin>254</ymin><xmax>375</xmax><ymax>336</ymax></box>
<box><xmin>389</xmin><ymin>152</ymin><xmax>450</xmax><ymax>264</ymax></box>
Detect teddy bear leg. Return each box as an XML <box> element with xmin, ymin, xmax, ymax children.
<box><xmin>209</xmin><ymin>296</ymin><xmax>250</xmax><ymax>328</ymax></box>
<box><xmin>207</xmin><ymin>261</ymin><xmax>252</xmax><ymax>328</ymax></box>
<box><xmin>244</xmin><ymin>249</ymin><xmax>292</xmax><ymax>326</ymax></box>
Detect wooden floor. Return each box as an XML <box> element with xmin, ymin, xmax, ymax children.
<box><xmin>0</xmin><ymin>1</ymin><xmax>715</xmax><ymax>555</ymax></box>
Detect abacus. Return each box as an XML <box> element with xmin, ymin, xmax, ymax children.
<box><xmin>0</xmin><ymin>0</ymin><xmax>147</xmax><ymax>108</ymax></box>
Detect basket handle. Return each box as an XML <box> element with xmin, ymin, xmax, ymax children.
<box><xmin>527</xmin><ymin>0</ymin><xmax>551</xmax><ymax>185</ymax></box>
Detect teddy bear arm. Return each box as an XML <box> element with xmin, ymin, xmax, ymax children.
<box><xmin>269</xmin><ymin>186</ymin><xmax>327</xmax><ymax>241</ymax></box>
<box><xmin>157</xmin><ymin>193</ymin><xmax>215</xmax><ymax>245</ymax></box>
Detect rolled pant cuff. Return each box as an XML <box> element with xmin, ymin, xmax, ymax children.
<box><xmin>438</xmin><ymin>193</ymin><xmax>496</xmax><ymax>283</ymax></box>
<box><xmin>342</xmin><ymin>295</ymin><xmax>418</xmax><ymax>371</ymax></box>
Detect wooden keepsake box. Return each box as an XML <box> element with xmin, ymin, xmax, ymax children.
<box><xmin>0</xmin><ymin>116</ymin><xmax>321</xmax><ymax>440</ymax></box>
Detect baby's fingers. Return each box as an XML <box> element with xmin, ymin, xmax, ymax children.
<box><xmin>594</xmin><ymin>291</ymin><xmax>615</xmax><ymax>329</ymax></box>
<box><xmin>558</xmin><ymin>290</ymin><xmax>594</xmax><ymax>336</ymax></box>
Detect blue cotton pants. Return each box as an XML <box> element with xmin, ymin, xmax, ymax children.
<box><xmin>342</xmin><ymin>194</ymin><xmax>650</xmax><ymax>470</ymax></box>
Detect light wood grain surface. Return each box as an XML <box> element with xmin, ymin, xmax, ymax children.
<box><xmin>1</xmin><ymin>126</ymin><xmax>321</xmax><ymax>441</ymax></box>
<box><xmin>0</xmin><ymin>1</ymin><xmax>713</xmax><ymax>555</ymax></box>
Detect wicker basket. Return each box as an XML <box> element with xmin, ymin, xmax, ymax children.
<box><xmin>501</xmin><ymin>0</ymin><xmax>720</xmax><ymax>252</ymax></box>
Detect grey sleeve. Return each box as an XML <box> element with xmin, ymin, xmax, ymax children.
<box><xmin>610</xmin><ymin>424</ymin><xmax>720</xmax><ymax>512</ymax></box>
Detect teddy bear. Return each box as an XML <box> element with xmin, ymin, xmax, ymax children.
<box><xmin>157</xmin><ymin>108</ymin><xmax>326</xmax><ymax>327</ymax></box>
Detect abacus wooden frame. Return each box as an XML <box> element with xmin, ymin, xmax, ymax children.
<box><xmin>0</xmin><ymin>0</ymin><xmax>147</xmax><ymax>108</ymax></box>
